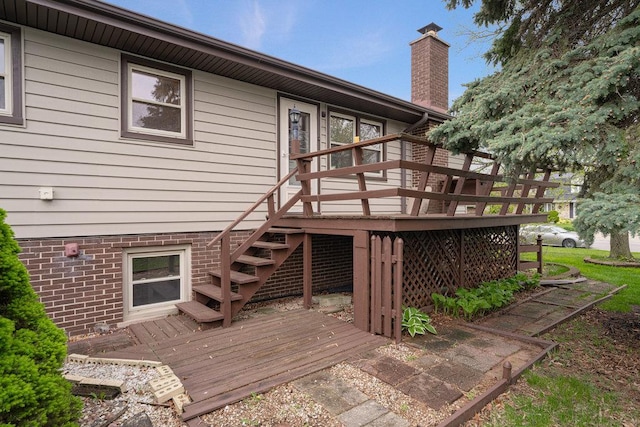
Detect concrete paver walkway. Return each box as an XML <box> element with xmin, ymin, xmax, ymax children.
<box><xmin>291</xmin><ymin>278</ymin><xmax>623</xmax><ymax>426</ymax></box>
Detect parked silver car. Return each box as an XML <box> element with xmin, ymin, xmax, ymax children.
<box><xmin>520</xmin><ymin>225</ymin><xmax>589</xmax><ymax>248</ymax></box>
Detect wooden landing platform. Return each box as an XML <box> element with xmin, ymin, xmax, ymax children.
<box><xmin>135</xmin><ymin>309</ymin><xmax>387</xmax><ymax>422</ymax></box>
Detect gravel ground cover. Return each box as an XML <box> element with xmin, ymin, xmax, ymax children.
<box><xmin>64</xmin><ymin>361</ymin><xmax>184</xmax><ymax>427</ymax></box>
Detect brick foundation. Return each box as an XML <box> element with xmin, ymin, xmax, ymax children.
<box><xmin>18</xmin><ymin>231</ymin><xmax>354</xmax><ymax>336</ymax></box>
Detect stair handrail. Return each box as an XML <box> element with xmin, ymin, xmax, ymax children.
<box><xmin>207</xmin><ymin>167</ymin><xmax>300</xmax><ymax>248</ymax></box>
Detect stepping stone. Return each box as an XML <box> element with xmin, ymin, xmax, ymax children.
<box><xmin>397</xmin><ymin>373</ymin><xmax>462</xmax><ymax>410</ymax></box>
<box><xmin>358</xmin><ymin>356</ymin><xmax>418</xmax><ymax>386</ymax></box>
<box><xmin>292</xmin><ymin>371</ymin><xmax>368</xmax><ymax>415</ymax></box>
<box><xmin>338</xmin><ymin>400</ymin><xmax>389</xmax><ymax>427</ymax></box>
<box><xmin>441</xmin><ymin>343</ymin><xmax>503</xmax><ymax>372</ymax></box>
<box><xmin>426</xmin><ymin>361</ymin><xmax>484</xmax><ymax>391</ymax></box>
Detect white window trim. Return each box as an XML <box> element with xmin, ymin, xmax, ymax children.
<box><xmin>121</xmin><ymin>245</ymin><xmax>192</xmax><ymax>324</ymax></box>
<box><xmin>127</xmin><ymin>63</ymin><xmax>187</xmax><ymax>139</ymax></box>
<box><xmin>0</xmin><ymin>31</ymin><xmax>13</xmax><ymax>116</ymax></box>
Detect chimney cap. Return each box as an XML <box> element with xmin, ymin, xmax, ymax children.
<box><xmin>418</xmin><ymin>22</ymin><xmax>443</xmax><ymax>35</ymax></box>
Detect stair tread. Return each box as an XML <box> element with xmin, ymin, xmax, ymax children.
<box><xmin>267</xmin><ymin>227</ymin><xmax>305</xmax><ymax>234</ymax></box>
<box><xmin>194</xmin><ymin>284</ymin><xmax>243</xmax><ymax>302</ymax></box>
<box><xmin>176</xmin><ymin>301</ymin><xmax>223</xmax><ymax>323</ymax></box>
<box><xmin>236</xmin><ymin>254</ymin><xmax>275</xmax><ymax>266</ymax></box>
<box><xmin>252</xmin><ymin>241</ymin><xmax>290</xmax><ymax>250</ymax></box>
<box><xmin>209</xmin><ymin>269</ymin><xmax>259</xmax><ymax>285</ymax></box>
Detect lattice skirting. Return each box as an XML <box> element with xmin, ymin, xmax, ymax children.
<box><xmin>373</xmin><ymin>226</ymin><xmax>518</xmax><ymax>310</ymax></box>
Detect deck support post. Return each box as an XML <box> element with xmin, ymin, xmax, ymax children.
<box><xmin>353</xmin><ymin>230</ymin><xmax>370</xmax><ymax>332</ymax></box>
<box><xmin>220</xmin><ymin>234</ymin><xmax>232</xmax><ymax>327</ymax></box>
<box><xmin>303</xmin><ymin>233</ymin><xmax>313</xmax><ymax>309</ymax></box>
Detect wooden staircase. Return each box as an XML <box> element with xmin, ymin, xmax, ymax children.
<box><xmin>176</xmin><ymin>228</ymin><xmax>304</xmax><ymax>327</ymax></box>
<box><xmin>176</xmin><ymin>166</ymin><xmax>310</xmax><ymax>328</ymax></box>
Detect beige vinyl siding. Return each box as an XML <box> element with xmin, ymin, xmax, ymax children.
<box><xmin>319</xmin><ymin>119</ymin><xmax>406</xmax><ymax>214</ymax></box>
<box><xmin>0</xmin><ymin>27</ymin><xmax>277</xmax><ymax>239</ymax></box>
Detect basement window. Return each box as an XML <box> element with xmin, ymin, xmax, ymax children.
<box><xmin>121</xmin><ymin>55</ymin><xmax>193</xmax><ymax>145</ymax></box>
<box><xmin>123</xmin><ymin>245</ymin><xmax>191</xmax><ymax>322</ymax></box>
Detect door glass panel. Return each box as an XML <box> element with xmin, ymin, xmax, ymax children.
<box><xmin>289</xmin><ymin>110</ymin><xmax>310</xmax><ymax>186</ymax></box>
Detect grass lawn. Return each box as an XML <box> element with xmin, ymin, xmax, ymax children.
<box><xmin>489</xmin><ymin>247</ymin><xmax>640</xmax><ymax>426</ymax></box>
<box><xmin>529</xmin><ymin>246</ymin><xmax>640</xmax><ymax>312</ymax></box>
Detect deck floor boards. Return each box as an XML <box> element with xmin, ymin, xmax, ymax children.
<box><xmin>104</xmin><ymin>309</ymin><xmax>386</xmax><ymax>422</ymax></box>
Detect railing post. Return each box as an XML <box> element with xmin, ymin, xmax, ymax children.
<box><xmin>536</xmin><ymin>234</ymin><xmax>543</xmax><ymax>274</ymax></box>
<box><xmin>221</xmin><ymin>234</ymin><xmax>232</xmax><ymax>327</ymax></box>
<box><xmin>393</xmin><ymin>238</ymin><xmax>403</xmax><ymax>344</ymax></box>
<box><xmin>370</xmin><ymin>235</ymin><xmax>382</xmax><ymax>335</ymax></box>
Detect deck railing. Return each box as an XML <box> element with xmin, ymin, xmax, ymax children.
<box><xmin>291</xmin><ymin>133</ymin><xmax>558</xmax><ymax>217</ymax></box>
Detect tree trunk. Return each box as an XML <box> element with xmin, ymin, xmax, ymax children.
<box><xmin>609</xmin><ymin>231</ymin><xmax>632</xmax><ymax>259</ymax></box>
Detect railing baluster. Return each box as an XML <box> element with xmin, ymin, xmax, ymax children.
<box><xmin>353</xmin><ymin>145</ymin><xmax>371</xmax><ymax>215</ymax></box>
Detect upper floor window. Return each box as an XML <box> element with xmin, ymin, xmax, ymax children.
<box><xmin>121</xmin><ymin>55</ymin><xmax>193</xmax><ymax>145</ymax></box>
<box><xmin>329</xmin><ymin>111</ymin><xmax>384</xmax><ymax>175</ymax></box>
<box><xmin>0</xmin><ymin>23</ymin><xmax>23</xmax><ymax>125</ymax></box>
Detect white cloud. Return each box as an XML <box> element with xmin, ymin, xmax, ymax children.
<box><xmin>238</xmin><ymin>1</ymin><xmax>267</xmax><ymax>49</ymax></box>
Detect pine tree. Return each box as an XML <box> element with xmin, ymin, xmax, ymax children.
<box><xmin>0</xmin><ymin>209</ymin><xmax>82</xmax><ymax>426</ymax></box>
<box><xmin>432</xmin><ymin>0</ymin><xmax>640</xmax><ymax>258</ymax></box>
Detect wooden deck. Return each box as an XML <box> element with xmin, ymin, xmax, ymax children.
<box><xmin>101</xmin><ymin>310</ymin><xmax>388</xmax><ymax>423</ymax></box>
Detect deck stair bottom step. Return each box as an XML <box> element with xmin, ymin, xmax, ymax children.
<box><xmin>176</xmin><ymin>301</ymin><xmax>224</xmax><ymax>323</ymax></box>
<box><xmin>209</xmin><ymin>270</ymin><xmax>259</xmax><ymax>285</ymax></box>
<box><xmin>194</xmin><ymin>285</ymin><xmax>242</xmax><ymax>302</ymax></box>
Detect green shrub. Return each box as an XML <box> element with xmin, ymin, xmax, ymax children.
<box><xmin>431</xmin><ymin>273</ymin><xmax>540</xmax><ymax>320</ymax></box>
<box><xmin>547</xmin><ymin>210</ymin><xmax>560</xmax><ymax>223</ymax></box>
<box><xmin>0</xmin><ymin>209</ymin><xmax>82</xmax><ymax>426</ymax></box>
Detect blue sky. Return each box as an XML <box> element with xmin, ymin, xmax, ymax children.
<box><xmin>105</xmin><ymin>0</ymin><xmax>496</xmax><ymax>105</ymax></box>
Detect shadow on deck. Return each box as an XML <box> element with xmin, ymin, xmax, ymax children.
<box><xmin>91</xmin><ymin>309</ymin><xmax>387</xmax><ymax>423</ymax></box>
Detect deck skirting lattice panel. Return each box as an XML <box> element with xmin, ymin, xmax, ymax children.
<box><xmin>375</xmin><ymin>225</ymin><xmax>518</xmax><ymax>310</ymax></box>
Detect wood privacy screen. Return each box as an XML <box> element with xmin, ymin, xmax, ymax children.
<box><xmin>374</xmin><ymin>225</ymin><xmax>518</xmax><ymax>312</ymax></box>
<box><xmin>370</xmin><ymin>235</ymin><xmax>403</xmax><ymax>343</ymax></box>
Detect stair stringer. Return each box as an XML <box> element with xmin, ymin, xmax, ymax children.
<box><xmin>211</xmin><ymin>232</ymin><xmax>305</xmax><ymax>320</ymax></box>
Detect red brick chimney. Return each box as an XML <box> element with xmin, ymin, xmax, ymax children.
<box><xmin>410</xmin><ymin>23</ymin><xmax>449</xmax><ymax>112</ymax></box>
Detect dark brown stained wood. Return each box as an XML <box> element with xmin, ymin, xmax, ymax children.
<box><xmin>267</xmin><ymin>227</ymin><xmax>305</xmax><ymax>234</ymax></box>
<box><xmin>175</xmin><ymin>301</ymin><xmax>224</xmax><ymax>323</ymax></box>
<box><xmin>96</xmin><ymin>348</ymin><xmax>159</xmax><ymax>361</ymax></box>
<box><xmin>172</xmin><ymin>310</ymin><xmax>387</xmax><ymax>421</ymax></box>
<box><xmin>208</xmin><ymin>269</ymin><xmax>258</xmax><ymax>285</ymax></box>
<box><xmin>174</xmin><ymin>312</ymin><xmax>353</xmax><ymax>367</ymax></box>
<box><xmin>128</xmin><ymin>322</ymin><xmax>157</xmax><ymax>345</ymax></box>
<box><xmin>127</xmin><ymin>314</ymin><xmax>202</xmax><ymax>339</ymax></box>
<box><xmin>93</xmin><ymin>310</ymin><xmax>387</xmax><ymax>422</ymax></box>
<box><xmin>194</xmin><ymin>284</ymin><xmax>243</xmax><ymax>302</ymax></box>
<box><xmin>235</xmin><ymin>254</ymin><xmax>275</xmax><ymax>266</ymax></box>
<box><xmin>251</xmin><ymin>241</ymin><xmax>289</xmax><ymax>250</ymax></box>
